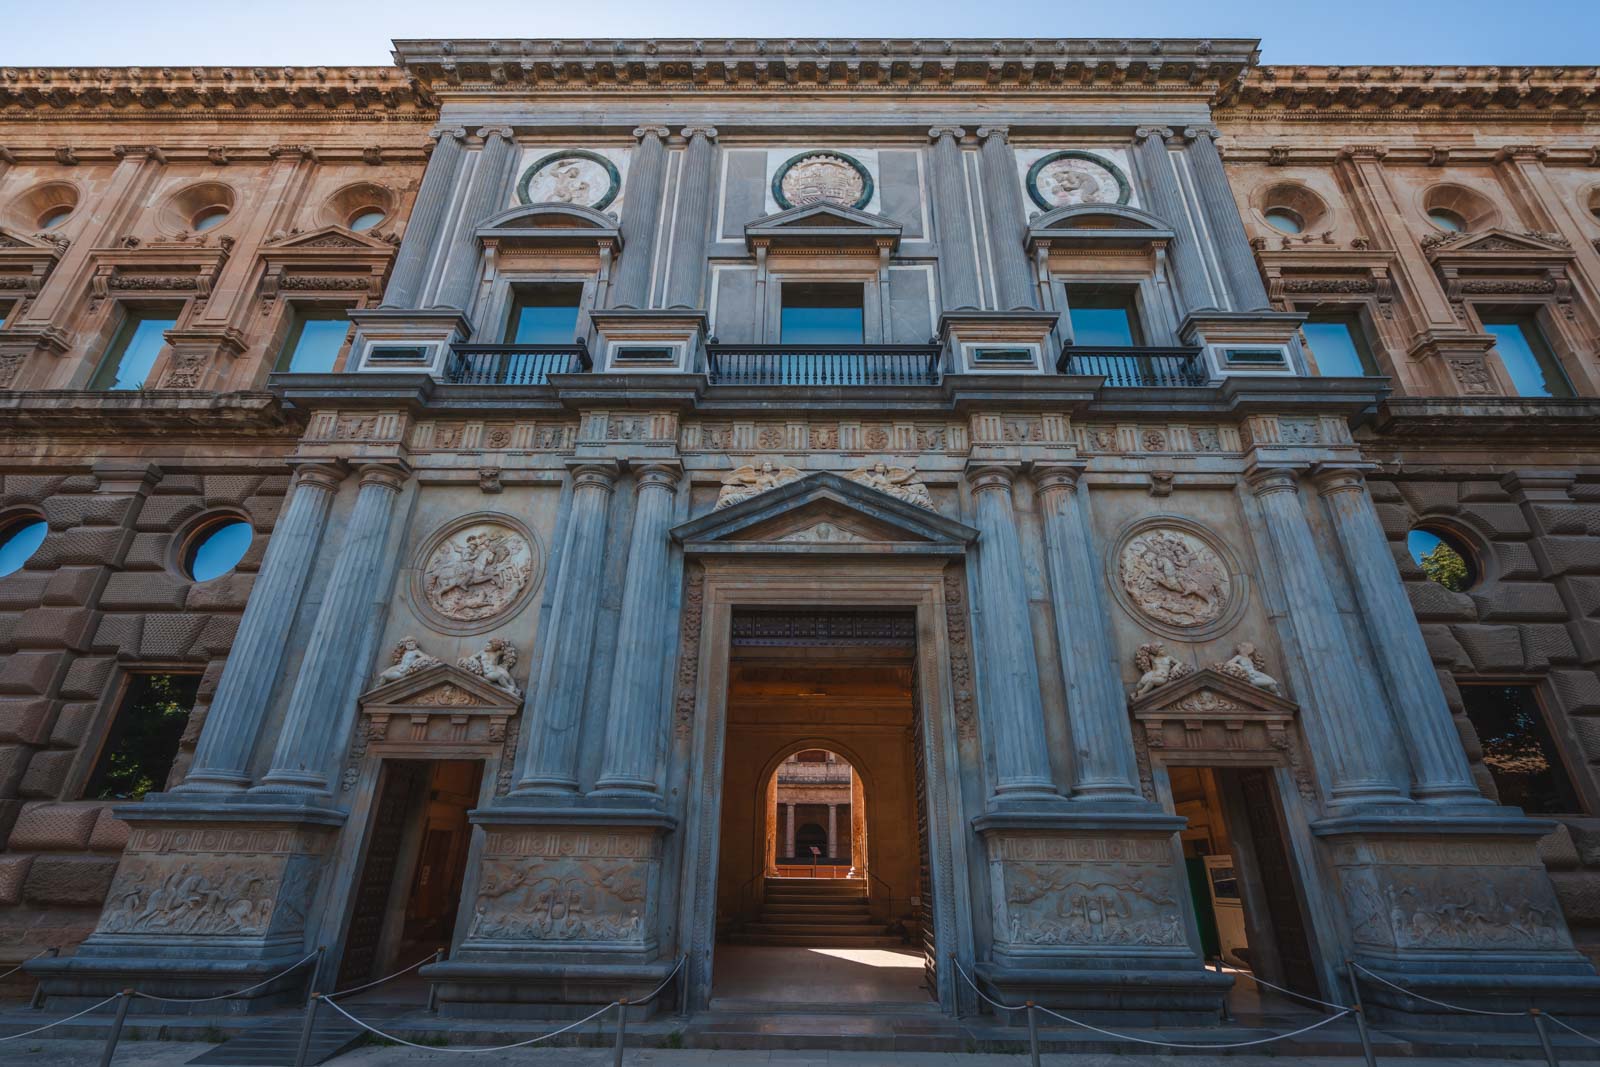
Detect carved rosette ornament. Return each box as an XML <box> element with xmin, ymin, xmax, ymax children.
<box><xmin>715</xmin><ymin>461</ymin><xmax>804</xmax><ymax>510</ymax></box>
<box><xmin>412</xmin><ymin>515</ymin><xmax>544</xmax><ymax>635</ymax></box>
<box><xmin>772</xmin><ymin>150</ymin><xmax>873</xmax><ymax>210</ymax></box>
<box><xmin>1110</xmin><ymin>518</ymin><xmax>1247</xmax><ymax>640</ymax></box>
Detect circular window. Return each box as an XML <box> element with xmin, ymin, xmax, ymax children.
<box><xmin>1264</xmin><ymin>208</ymin><xmax>1304</xmax><ymax>234</ymax></box>
<box><xmin>0</xmin><ymin>516</ymin><xmax>47</xmax><ymax>579</ymax></box>
<box><xmin>349</xmin><ymin>209</ymin><xmax>386</xmax><ymax>232</ymax></box>
<box><xmin>158</xmin><ymin>181</ymin><xmax>237</xmax><ymax>237</ymax></box>
<box><xmin>191</xmin><ymin>206</ymin><xmax>230</xmax><ymax>232</ymax></box>
<box><xmin>183</xmin><ymin>519</ymin><xmax>252</xmax><ymax>582</ymax></box>
<box><xmin>38</xmin><ymin>205</ymin><xmax>73</xmax><ymax>229</ymax></box>
<box><xmin>8</xmin><ymin>181</ymin><xmax>79</xmax><ymax>235</ymax></box>
<box><xmin>1427</xmin><ymin>208</ymin><xmax>1466</xmax><ymax>233</ymax></box>
<box><xmin>1408</xmin><ymin>527</ymin><xmax>1478</xmax><ymax>592</ymax></box>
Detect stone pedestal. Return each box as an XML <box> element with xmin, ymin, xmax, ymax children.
<box><xmin>427</xmin><ymin>807</ymin><xmax>678</xmax><ymax>1019</ymax></box>
<box><xmin>939</xmin><ymin>309</ymin><xmax>1060</xmax><ymax>375</ymax></box>
<box><xmin>1179</xmin><ymin>309</ymin><xmax>1306</xmax><ymax>378</ymax></box>
<box><xmin>972</xmin><ymin>812</ymin><xmax>1229</xmax><ymax>1023</ymax></box>
<box><xmin>588</xmin><ymin>308</ymin><xmax>708</xmax><ymax>373</ymax></box>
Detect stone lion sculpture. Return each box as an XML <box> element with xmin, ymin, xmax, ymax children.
<box><xmin>1131</xmin><ymin>642</ymin><xmax>1194</xmax><ymax>699</ymax></box>
<box><xmin>1212</xmin><ymin>642</ymin><xmax>1282</xmax><ymax>696</ymax></box>
<box><xmin>376</xmin><ymin>637</ymin><xmax>442</xmax><ymax>684</ymax></box>
<box><xmin>459</xmin><ymin>638</ymin><xmax>522</xmax><ymax>699</ymax></box>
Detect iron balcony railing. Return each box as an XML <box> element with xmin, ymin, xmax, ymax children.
<box><xmin>706</xmin><ymin>344</ymin><xmax>942</xmax><ymax>386</ymax></box>
<box><xmin>444</xmin><ymin>342</ymin><xmax>591</xmax><ymax>385</ymax></box>
<box><xmin>1055</xmin><ymin>346</ymin><xmax>1209</xmax><ymax>387</ymax></box>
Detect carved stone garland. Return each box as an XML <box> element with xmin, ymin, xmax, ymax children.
<box><xmin>672</xmin><ymin>564</ymin><xmax>706</xmax><ymax>739</ymax></box>
<box><xmin>942</xmin><ymin>567</ymin><xmax>978</xmax><ymax>742</ymax></box>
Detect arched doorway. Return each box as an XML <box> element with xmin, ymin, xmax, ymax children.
<box><xmin>768</xmin><ymin>748</ymin><xmax>865</xmax><ymax>877</ymax></box>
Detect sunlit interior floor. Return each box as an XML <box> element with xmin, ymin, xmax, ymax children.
<box><xmin>711</xmin><ymin>944</ymin><xmax>933</xmax><ymax>1006</ymax></box>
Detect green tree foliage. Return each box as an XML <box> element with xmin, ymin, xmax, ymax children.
<box><xmin>1420</xmin><ymin>539</ymin><xmax>1469</xmax><ymax>593</ymax></box>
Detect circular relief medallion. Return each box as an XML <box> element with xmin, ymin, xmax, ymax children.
<box><xmin>1109</xmin><ymin>517</ymin><xmax>1247</xmax><ymax>640</ymax></box>
<box><xmin>1025</xmin><ymin>151</ymin><xmax>1132</xmax><ymax>211</ymax></box>
<box><xmin>412</xmin><ymin>514</ymin><xmax>544</xmax><ymax>635</ymax></box>
<box><xmin>516</xmin><ymin>150</ymin><xmax>621</xmax><ymax>211</ymax></box>
<box><xmin>772</xmin><ymin>151</ymin><xmax>873</xmax><ymax>211</ymax></box>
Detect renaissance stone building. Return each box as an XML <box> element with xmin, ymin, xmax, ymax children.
<box><xmin>0</xmin><ymin>39</ymin><xmax>1598</xmax><ymax>1025</ymax></box>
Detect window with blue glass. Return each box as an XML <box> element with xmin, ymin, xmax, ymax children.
<box><xmin>0</xmin><ymin>514</ymin><xmax>47</xmax><ymax>578</ymax></box>
<box><xmin>1066</xmin><ymin>286</ymin><xmax>1142</xmax><ymax>347</ymax></box>
<box><xmin>780</xmin><ymin>283</ymin><xmax>864</xmax><ymax>344</ymax></box>
<box><xmin>184</xmin><ymin>519</ymin><xmax>253</xmax><ymax>583</ymax></box>
<box><xmin>1301</xmin><ymin>312</ymin><xmax>1379</xmax><ymax>376</ymax></box>
<box><xmin>506</xmin><ymin>283</ymin><xmax>582</xmax><ymax>344</ymax></box>
<box><xmin>91</xmin><ymin>309</ymin><xmax>178</xmax><ymax>390</ymax></box>
<box><xmin>1459</xmin><ymin>684</ymin><xmax>1582</xmax><ymax>814</ymax></box>
<box><xmin>1480</xmin><ymin>314</ymin><xmax>1573</xmax><ymax>398</ymax></box>
<box><xmin>277</xmin><ymin>308</ymin><xmax>352</xmax><ymax>373</ymax></box>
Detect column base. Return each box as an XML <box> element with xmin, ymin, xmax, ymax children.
<box><xmin>1315</xmin><ymin>809</ymin><xmax>1600</xmax><ymax>1025</ymax></box>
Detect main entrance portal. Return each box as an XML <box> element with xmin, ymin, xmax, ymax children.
<box><xmin>710</xmin><ymin>610</ymin><xmax>934</xmax><ymax>1008</ymax></box>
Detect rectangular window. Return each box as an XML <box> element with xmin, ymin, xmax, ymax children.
<box><xmin>1066</xmin><ymin>286</ymin><xmax>1142</xmax><ymax>347</ymax></box>
<box><xmin>506</xmin><ymin>283</ymin><xmax>583</xmax><ymax>345</ymax></box>
<box><xmin>1459</xmin><ymin>684</ymin><xmax>1582</xmax><ymax>814</ymax></box>
<box><xmin>1480</xmin><ymin>314</ymin><xmax>1574</xmax><ymax>398</ymax></box>
<box><xmin>1301</xmin><ymin>312</ymin><xmax>1379</xmax><ymax>376</ymax></box>
<box><xmin>90</xmin><ymin>309</ymin><xmax>179</xmax><ymax>390</ymax></box>
<box><xmin>276</xmin><ymin>308</ymin><xmax>352</xmax><ymax>373</ymax></box>
<box><xmin>780</xmin><ymin>282</ymin><xmax>865</xmax><ymax>345</ymax></box>
<box><xmin>0</xmin><ymin>300</ymin><xmax>11</xmax><ymax>329</ymax></box>
<box><xmin>84</xmin><ymin>672</ymin><xmax>200</xmax><ymax>800</ymax></box>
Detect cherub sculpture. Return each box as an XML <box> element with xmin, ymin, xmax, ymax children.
<box><xmin>1131</xmin><ymin>642</ymin><xmax>1194</xmax><ymax>699</ymax></box>
<box><xmin>459</xmin><ymin>638</ymin><xmax>522</xmax><ymax>699</ymax></box>
<box><xmin>376</xmin><ymin>637</ymin><xmax>442</xmax><ymax>684</ymax></box>
<box><xmin>1212</xmin><ymin>643</ymin><xmax>1282</xmax><ymax>696</ymax></box>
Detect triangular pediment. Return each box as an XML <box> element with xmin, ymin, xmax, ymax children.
<box><xmin>0</xmin><ymin>228</ymin><xmax>61</xmax><ymax>252</ymax></box>
<box><xmin>1426</xmin><ymin>228</ymin><xmax>1573</xmax><ymax>258</ymax></box>
<box><xmin>745</xmin><ymin>203</ymin><xmax>902</xmax><ymax>251</ymax></box>
<box><xmin>1128</xmin><ymin>667</ymin><xmax>1298</xmax><ymax>719</ymax></box>
<box><xmin>359</xmin><ymin>662</ymin><xmax>519</xmax><ymax>711</ymax></box>
<box><xmin>1028</xmin><ymin>203</ymin><xmax>1174</xmax><ymax>253</ymax></box>
<box><xmin>673</xmin><ymin>471</ymin><xmax>974</xmax><ymax>556</ymax></box>
<box><xmin>261</xmin><ymin>225</ymin><xmax>394</xmax><ymax>252</ymax></box>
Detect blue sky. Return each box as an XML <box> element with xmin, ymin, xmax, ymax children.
<box><xmin>2</xmin><ymin>0</ymin><xmax>1595</xmax><ymax>66</ymax></box>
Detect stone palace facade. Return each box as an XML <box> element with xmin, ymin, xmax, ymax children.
<box><xmin>0</xmin><ymin>38</ymin><xmax>1597</xmax><ymax>1022</ymax></box>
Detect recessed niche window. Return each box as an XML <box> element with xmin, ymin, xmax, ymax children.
<box><xmin>349</xmin><ymin>209</ymin><xmax>386</xmax><ymax>232</ymax></box>
<box><xmin>506</xmin><ymin>283</ymin><xmax>583</xmax><ymax>344</ymax></box>
<box><xmin>780</xmin><ymin>283</ymin><xmax>865</xmax><ymax>345</ymax></box>
<box><xmin>38</xmin><ymin>205</ymin><xmax>73</xmax><ymax>229</ymax></box>
<box><xmin>90</xmin><ymin>309</ymin><xmax>179</xmax><ymax>390</ymax></box>
<box><xmin>1407</xmin><ymin>526</ymin><xmax>1478</xmax><ymax>592</ymax></box>
<box><xmin>1459</xmin><ymin>684</ymin><xmax>1582</xmax><ymax>814</ymax></box>
<box><xmin>0</xmin><ymin>515</ymin><xmax>47</xmax><ymax>578</ymax></box>
<box><xmin>1589</xmin><ymin>188</ymin><xmax>1600</xmax><ymax>222</ymax></box>
<box><xmin>277</xmin><ymin>308</ymin><xmax>352</xmax><ymax>373</ymax></box>
<box><xmin>182</xmin><ymin>518</ymin><xmax>253</xmax><ymax>582</ymax></box>
<box><xmin>1480</xmin><ymin>313</ymin><xmax>1574</xmax><ymax>399</ymax></box>
<box><xmin>1301</xmin><ymin>312</ymin><xmax>1378</xmax><ymax>376</ymax></box>
<box><xmin>1427</xmin><ymin>207</ymin><xmax>1466</xmax><ymax>233</ymax></box>
<box><xmin>1264</xmin><ymin>208</ymin><xmax>1304</xmax><ymax>234</ymax></box>
<box><xmin>83</xmin><ymin>672</ymin><xmax>200</xmax><ymax>801</ymax></box>
<box><xmin>1067</xmin><ymin>285</ymin><xmax>1142</xmax><ymax>347</ymax></box>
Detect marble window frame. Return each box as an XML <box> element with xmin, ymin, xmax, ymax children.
<box><xmin>1463</xmin><ymin>299</ymin><xmax>1588</xmax><ymax>399</ymax></box>
<box><xmin>470</xmin><ymin>269</ymin><xmax>603</xmax><ymax>349</ymax></box>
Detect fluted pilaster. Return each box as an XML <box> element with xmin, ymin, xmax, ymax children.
<box><xmin>512</xmin><ymin>461</ymin><xmax>619</xmax><ymax>794</ymax></box>
<box><xmin>431</xmin><ymin>126</ymin><xmax>517</xmax><ymax>313</ymax></box>
<box><xmin>665</xmin><ymin>128</ymin><xmax>717</xmax><ymax>309</ymax></box>
<box><xmin>975</xmin><ymin>127</ymin><xmax>1038</xmax><ymax>311</ymax></box>
<box><xmin>609</xmin><ymin>126</ymin><xmax>670</xmax><ymax>309</ymax></box>
<box><xmin>1130</xmin><ymin>126</ymin><xmax>1217</xmax><ymax>315</ymax></box>
<box><xmin>1183</xmin><ymin>126</ymin><xmax>1270</xmax><ymax>311</ymax></box>
<box><xmin>927</xmin><ymin>126</ymin><xmax>982</xmax><ymax>311</ymax></box>
<box><xmin>381</xmin><ymin>127</ymin><xmax>466</xmax><ymax>309</ymax></box>
<box><xmin>176</xmin><ymin>462</ymin><xmax>343</xmax><ymax>793</ymax></box>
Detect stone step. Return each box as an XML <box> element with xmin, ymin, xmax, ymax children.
<box><xmin>759</xmin><ymin>907</ymin><xmax>873</xmax><ymax>921</ymax></box>
<box><xmin>745</xmin><ymin>918</ymin><xmax>887</xmax><ymax>933</ymax></box>
<box><xmin>185</xmin><ymin>1017</ymin><xmax>364</xmax><ymax>1066</ymax></box>
<box><xmin>725</xmin><ymin>932</ymin><xmax>909</xmax><ymax>948</ymax></box>
<box><xmin>765</xmin><ymin>879</ymin><xmax>865</xmax><ymax>891</ymax></box>
<box><xmin>764</xmin><ymin>889</ymin><xmax>867</xmax><ymax>903</ymax></box>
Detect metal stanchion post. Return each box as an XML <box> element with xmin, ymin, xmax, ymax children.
<box><xmin>1531</xmin><ymin>1009</ymin><xmax>1560</xmax><ymax>1067</ymax></box>
<box><xmin>29</xmin><ymin>947</ymin><xmax>58</xmax><ymax>1010</ymax></box>
<box><xmin>949</xmin><ymin>955</ymin><xmax>961</xmax><ymax>1020</ymax></box>
<box><xmin>295</xmin><ymin>993</ymin><xmax>321</xmax><ymax>1067</ymax></box>
<box><xmin>1215</xmin><ymin>958</ymin><xmax>1233</xmax><ymax>1023</ymax></box>
<box><xmin>612</xmin><ymin>999</ymin><xmax>629</xmax><ymax>1067</ymax></box>
<box><xmin>1025</xmin><ymin>1001</ymin><xmax>1042</xmax><ymax>1067</ymax></box>
<box><xmin>97</xmin><ymin>989</ymin><xmax>132</xmax><ymax>1067</ymax></box>
<box><xmin>426</xmin><ymin>948</ymin><xmax>444</xmax><ymax>1014</ymax></box>
<box><xmin>1344</xmin><ymin>962</ymin><xmax>1378</xmax><ymax>1067</ymax></box>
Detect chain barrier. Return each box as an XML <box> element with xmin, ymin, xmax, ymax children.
<box><xmin>1224</xmin><ymin>962</ymin><xmax>1350</xmax><ymax>1012</ymax></box>
<box><xmin>129</xmin><ymin>949</ymin><xmax>321</xmax><ymax>1006</ymax></box>
<box><xmin>1349</xmin><ymin>962</ymin><xmax>1523</xmax><ymax>1018</ymax></box>
<box><xmin>1546</xmin><ymin>1013</ymin><xmax>1600</xmax><ymax>1047</ymax></box>
<box><xmin>325</xmin><ymin>949</ymin><xmax>436</xmax><ymax>999</ymax></box>
<box><xmin>0</xmin><ymin>948</ymin><xmax>53</xmax><ymax>982</ymax></box>
<box><xmin>0</xmin><ymin>993</ymin><xmax>122</xmax><ymax>1043</ymax></box>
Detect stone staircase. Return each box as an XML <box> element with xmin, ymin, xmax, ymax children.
<box><xmin>729</xmin><ymin>877</ymin><xmax>903</xmax><ymax>948</ymax></box>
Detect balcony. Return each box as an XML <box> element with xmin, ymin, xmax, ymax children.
<box><xmin>1055</xmin><ymin>346</ymin><xmax>1208</xmax><ymax>387</ymax></box>
<box><xmin>444</xmin><ymin>342</ymin><xmax>591</xmax><ymax>385</ymax></box>
<box><xmin>707</xmin><ymin>344</ymin><xmax>942</xmax><ymax>387</ymax></box>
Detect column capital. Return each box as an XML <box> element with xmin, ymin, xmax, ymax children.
<box><xmin>1135</xmin><ymin>125</ymin><xmax>1175</xmax><ymax>144</ymax></box>
<box><xmin>1311</xmin><ymin>463</ymin><xmax>1376</xmax><ymax>496</ymax></box>
<box><xmin>632</xmin><ymin>125</ymin><xmax>671</xmax><ymax>141</ymax></box>
<box><xmin>429</xmin><ymin>126</ymin><xmax>469</xmax><ymax>144</ymax></box>
<box><xmin>1033</xmin><ymin>463</ymin><xmax>1087</xmax><ymax>496</ymax></box>
<box><xmin>632</xmin><ymin>461</ymin><xmax>683</xmax><ymax>492</ymax></box>
<box><xmin>967</xmin><ymin>463</ymin><xmax>1020</xmax><ymax>494</ymax></box>
<box><xmin>975</xmin><ymin>125</ymin><xmax>1010</xmax><ymax>143</ymax></box>
<box><xmin>680</xmin><ymin>126</ymin><xmax>718</xmax><ymax>141</ymax></box>
<box><xmin>928</xmin><ymin>125</ymin><xmax>967</xmax><ymax>141</ymax></box>
<box><xmin>1182</xmin><ymin>125</ymin><xmax>1220</xmax><ymax>143</ymax></box>
<box><xmin>568</xmin><ymin>459</ymin><xmax>621</xmax><ymax>491</ymax></box>
<box><xmin>475</xmin><ymin>125</ymin><xmax>515</xmax><ymax>142</ymax></box>
<box><xmin>1244</xmin><ymin>464</ymin><xmax>1304</xmax><ymax>497</ymax></box>
<box><xmin>355</xmin><ymin>460</ymin><xmax>410</xmax><ymax>492</ymax></box>
<box><xmin>289</xmin><ymin>460</ymin><xmax>347</xmax><ymax>494</ymax></box>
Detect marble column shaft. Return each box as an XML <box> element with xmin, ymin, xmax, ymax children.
<box><xmin>1247</xmin><ymin>468</ymin><xmax>1407</xmax><ymax>805</ymax></box>
<box><xmin>1131</xmin><ymin>127</ymin><xmax>1217</xmax><ymax>315</ymax></box>
<box><xmin>1035</xmin><ymin>467</ymin><xmax>1143</xmax><ymax>800</ymax></box>
<box><xmin>827</xmin><ymin>804</ymin><xmax>838</xmax><ymax>859</ymax></box>
<box><xmin>512</xmin><ymin>462</ymin><xmax>618</xmax><ymax>794</ymax></box>
<box><xmin>593</xmin><ymin>464</ymin><xmax>682</xmax><ymax>796</ymax></box>
<box><xmin>975</xmin><ymin>127</ymin><xmax>1038</xmax><ymax>311</ymax></box>
<box><xmin>609</xmin><ymin>127</ymin><xmax>670</xmax><ymax>309</ymax></box>
<box><xmin>1314</xmin><ymin>469</ymin><xmax>1485</xmax><ymax>803</ymax></box>
<box><xmin>664</xmin><ymin>128</ymin><xmax>717</xmax><ymax>309</ymax></box>
<box><xmin>176</xmin><ymin>463</ymin><xmax>343</xmax><ymax>793</ymax></box>
<box><xmin>1183</xmin><ymin>126</ymin><xmax>1271</xmax><ymax>311</ymax></box>
<box><xmin>784</xmin><ymin>803</ymin><xmax>795</xmax><ymax>857</ymax></box>
<box><xmin>382</xmin><ymin>127</ymin><xmax>466</xmax><ymax>309</ymax></box>
<box><xmin>431</xmin><ymin>127</ymin><xmax>516</xmax><ymax>313</ymax></box>
<box><xmin>968</xmin><ymin>466</ymin><xmax>1058</xmax><ymax>800</ymax></box>
<box><xmin>927</xmin><ymin>127</ymin><xmax>982</xmax><ymax>311</ymax></box>
<box><xmin>257</xmin><ymin>464</ymin><xmax>409</xmax><ymax>794</ymax></box>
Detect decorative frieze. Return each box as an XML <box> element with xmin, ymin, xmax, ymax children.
<box><xmin>409</xmin><ymin>420</ymin><xmax>576</xmax><ymax>452</ymax></box>
<box><xmin>682</xmin><ymin>420</ymin><xmax>966</xmax><ymax>455</ymax></box>
<box><xmin>465</xmin><ymin>828</ymin><xmax>661</xmax><ymax>946</ymax></box>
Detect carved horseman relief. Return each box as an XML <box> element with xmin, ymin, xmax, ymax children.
<box><xmin>412</xmin><ymin>518</ymin><xmax>543</xmax><ymax>634</ymax></box>
<box><xmin>1111</xmin><ymin>519</ymin><xmax>1247</xmax><ymax>640</ymax></box>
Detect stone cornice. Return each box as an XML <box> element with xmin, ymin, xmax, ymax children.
<box><xmin>0</xmin><ymin>389</ymin><xmax>302</xmax><ymax>436</ymax></box>
<box><xmin>1219</xmin><ymin>64</ymin><xmax>1600</xmax><ymax>118</ymax></box>
<box><xmin>0</xmin><ymin>65</ymin><xmax>436</xmax><ymax>114</ymax></box>
<box><xmin>392</xmin><ymin>37</ymin><xmax>1259</xmax><ymax>96</ymax></box>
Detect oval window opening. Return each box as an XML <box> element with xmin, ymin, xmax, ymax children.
<box><xmin>349</xmin><ymin>209</ymin><xmax>386</xmax><ymax>232</ymax></box>
<box><xmin>0</xmin><ymin>518</ymin><xmax>47</xmax><ymax>578</ymax></box>
<box><xmin>1427</xmin><ymin>207</ymin><xmax>1466</xmax><ymax>233</ymax></box>
<box><xmin>1264</xmin><ymin>208</ymin><xmax>1304</xmax><ymax>234</ymax></box>
<box><xmin>1408</xmin><ymin>527</ymin><xmax>1477</xmax><ymax>592</ymax></box>
<box><xmin>186</xmin><ymin>520</ymin><xmax>252</xmax><ymax>582</ymax></box>
<box><xmin>192</xmin><ymin>206</ymin><xmax>230</xmax><ymax>232</ymax></box>
<box><xmin>38</xmin><ymin>206</ymin><xmax>73</xmax><ymax>229</ymax></box>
